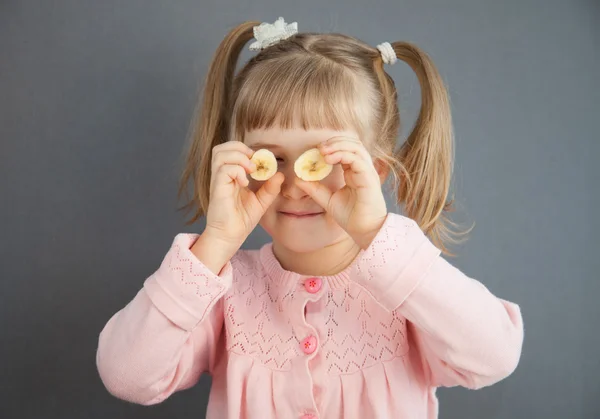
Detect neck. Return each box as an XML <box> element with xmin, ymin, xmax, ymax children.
<box><xmin>272</xmin><ymin>234</ymin><xmax>361</xmax><ymax>277</ymax></box>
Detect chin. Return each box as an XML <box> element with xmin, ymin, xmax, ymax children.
<box><xmin>260</xmin><ymin>215</ymin><xmax>347</xmax><ymax>254</ymax></box>
<box><xmin>270</xmin><ymin>234</ymin><xmax>332</xmax><ymax>253</ymax></box>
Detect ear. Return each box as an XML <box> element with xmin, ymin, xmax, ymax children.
<box><xmin>373</xmin><ymin>158</ymin><xmax>390</xmax><ymax>185</ymax></box>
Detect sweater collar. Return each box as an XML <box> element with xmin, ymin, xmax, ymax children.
<box><xmin>259</xmin><ymin>242</ymin><xmax>356</xmax><ymax>290</ymax></box>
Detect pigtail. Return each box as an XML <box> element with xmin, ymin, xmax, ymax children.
<box><xmin>177</xmin><ymin>21</ymin><xmax>259</xmax><ymax>223</ymax></box>
<box><xmin>382</xmin><ymin>42</ymin><xmax>471</xmax><ymax>256</ymax></box>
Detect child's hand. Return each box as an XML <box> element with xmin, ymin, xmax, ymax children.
<box><xmin>203</xmin><ymin>141</ymin><xmax>284</xmax><ymax>251</ymax></box>
<box><xmin>296</xmin><ymin>137</ymin><xmax>388</xmax><ymax>249</ymax></box>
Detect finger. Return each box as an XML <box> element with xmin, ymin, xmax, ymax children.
<box><xmin>213</xmin><ymin>140</ymin><xmax>255</xmax><ymax>158</ymax></box>
<box><xmin>212</xmin><ymin>164</ymin><xmax>249</xmax><ymax>192</ymax></box>
<box><xmin>295</xmin><ymin>179</ymin><xmax>334</xmax><ymax>212</ymax></box>
<box><xmin>323</xmin><ymin>151</ymin><xmax>368</xmax><ymax>174</ymax></box>
<box><xmin>212</xmin><ymin>150</ymin><xmax>256</xmax><ymax>174</ymax></box>
<box><xmin>254</xmin><ymin>172</ymin><xmax>284</xmax><ymax>212</ymax></box>
<box><xmin>320</xmin><ymin>138</ymin><xmax>373</xmax><ymax>163</ymax></box>
<box><xmin>322</xmin><ymin>135</ymin><xmax>361</xmax><ymax>145</ymax></box>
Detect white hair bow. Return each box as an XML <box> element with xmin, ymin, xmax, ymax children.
<box><xmin>249</xmin><ymin>17</ymin><xmax>298</xmax><ymax>51</ymax></box>
<box><xmin>376</xmin><ymin>42</ymin><xmax>397</xmax><ymax>65</ymax></box>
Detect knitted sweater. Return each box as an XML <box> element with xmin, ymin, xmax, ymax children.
<box><xmin>96</xmin><ymin>213</ymin><xmax>524</xmax><ymax>419</ymax></box>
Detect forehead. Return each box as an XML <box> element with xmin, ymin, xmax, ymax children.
<box><xmin>244</xmin><ymin>127</ymin><xmax>360</xmax><ymax>151</ymax></box>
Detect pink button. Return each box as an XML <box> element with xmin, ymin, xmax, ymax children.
<box><xmin>304</xmin><ymin>277</ymin><xmax>322</xmax><ymax>293</ymax></box>
<box><xmin>301</xmin><ymin>335</ymin><xmax>317</xmax><ymax>354</ymax></box>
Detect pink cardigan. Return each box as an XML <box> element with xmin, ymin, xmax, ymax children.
<box><xmin>96</xmin><ymin>213</ymin><xmax>523</xmax><ymax>419</ymax></box>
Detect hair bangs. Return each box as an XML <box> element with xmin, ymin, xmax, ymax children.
<box><xmin>231</xmin><ymin>56</ymin><xmax>373</xmax><ymax>141</ymax></box>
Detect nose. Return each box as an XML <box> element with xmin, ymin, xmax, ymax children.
<box><xmin>281</xmin><ymin>171</ymin><xmax>308</xmax><ymax>200</ymax></box>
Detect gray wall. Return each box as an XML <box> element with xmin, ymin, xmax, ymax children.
<box><xmin>1</xmin><ymin>1</ymin><xmax>598</xmax><ymax>418</ymax></box>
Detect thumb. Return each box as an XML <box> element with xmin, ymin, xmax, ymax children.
<box><xmin>254</xmin><ymin>172</ymin><xmax>284</xmax><ymax>212</ymax></box>
<box><xmin>295</xmin><ymin>179</ymin><xmax>333</xmax><ymax>212</ymax></box>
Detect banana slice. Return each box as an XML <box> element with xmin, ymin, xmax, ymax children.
<box><xmin>250</xmin><ymin>149</ymin><xmax>277</xmax><ymax>181</ymax></box>
<box><xmin>294</xmin><ymin>148</ymin><xmax>333</xmax><ymax>181</ymax></box>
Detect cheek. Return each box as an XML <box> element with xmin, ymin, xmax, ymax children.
<box><xmin>248</xmin><ymin>179</ymin><xmax>261</xmax><ymax>193</ymax></box>
<box><xmin>321</xmin><ymin>165</ymin><xmax>346</xmax><ymax>192</ymax></box>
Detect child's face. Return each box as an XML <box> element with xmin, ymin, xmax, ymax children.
<box><xmin>245</xmin><ymin>126</ymin><xmax>362</xmax><ymax>253</ymax></box>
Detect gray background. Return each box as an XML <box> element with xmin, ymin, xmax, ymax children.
<box><xmin>1</xmin><ymin>1</ymin><xmax>598</xmax><ymax>418</ymax></box>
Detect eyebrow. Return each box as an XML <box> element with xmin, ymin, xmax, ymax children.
<box><xmin>247</xmin><ymin>142</ymin><xmax>283</xmax><ymax>150</ymax></box>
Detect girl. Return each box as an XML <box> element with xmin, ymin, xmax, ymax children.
<box><xmin>96</xmin><ymin>17</ymin><xmax>523</xmax><ymax>419</ymax></box>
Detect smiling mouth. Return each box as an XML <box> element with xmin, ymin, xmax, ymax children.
<box><xmin>279</xmin><ymin>212</ymin><xmax>324</xmax><ymax>218</ymax></box>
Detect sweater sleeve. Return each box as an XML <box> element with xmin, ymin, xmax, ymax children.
<box><xmin>96</xmin><ymin>233</ymin><xmax>232</xmax><ymax>405</ymax></box>
<box><xmin>351</xmin><ymin>213</ymin><xmax>524</xmax><ymax>389</ymax></box>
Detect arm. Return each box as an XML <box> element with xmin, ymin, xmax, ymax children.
<box><xmin>96</xmin><ymin>233</ymin><xmax>233</xmax><ymax>404</ymax></box>
<box><xmin>351</xmin><ymin>213</ymin><xmax>524</xmax><ymax>389</ymax></box>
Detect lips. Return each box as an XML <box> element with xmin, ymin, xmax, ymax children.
<box><xmin>279</xmin><ymin>211</ymin><xmax>324</xmax><ymax>218</ymax></box>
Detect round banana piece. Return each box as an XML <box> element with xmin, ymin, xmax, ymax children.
<box><xmin>250</xmin><ymin>149</ymin><xmax>278</xmax><ymax>181</ymax></box>
<box><xmin>294</xmin><ymin>148</ymin><xmax>333</xmax><ymax>181</ymax></box>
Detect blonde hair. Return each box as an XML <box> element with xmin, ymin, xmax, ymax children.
<box><xmin>178</xmin><ymin>20</ymin><xmax>473</xmax><ymax>256</ymax></box>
